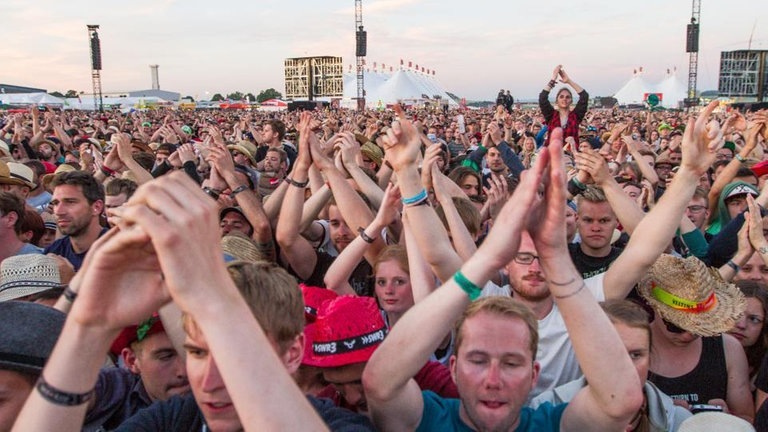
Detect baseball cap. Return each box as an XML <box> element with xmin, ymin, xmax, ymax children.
<box><xmin>110</xmin><ymin>315</ymin><xmax>165</xmax><ymax>356</ymax></box>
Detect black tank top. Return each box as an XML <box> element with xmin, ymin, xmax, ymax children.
<box><xmin>648</xmin><ymin>336</ymin><xmax>728</xmax><ymax>404</ymax></box>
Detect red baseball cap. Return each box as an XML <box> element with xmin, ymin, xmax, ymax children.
<box><xmin>110</xmin><ymin>315</ymin><xmax>165</xmax><ymax>357</ymax></box>
<box><xmin>309</xmin><ymin>296</ymin><xmax>387</xmax><ymax>368</ymax></box>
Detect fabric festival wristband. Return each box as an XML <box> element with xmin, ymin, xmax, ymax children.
<box><xmin>453</xmin><ymin>270</ymin><xmax>482</xmax><ymax>301</ymax></box>
<box><xmin>651</xmin><ymin>283</ymin><xmax>717</xmax><ymax>313</ymax></box>
<box><xmin>37</xmin><ymin>376</ymin><xmax>94</xmax><ymax>406</ymax></box>
<box><xmin>285</xmin><ymin>177</ymin><xmax>309</xmax><ymax>188</ymax></box>
<box><xmin>401</xmin><ymin>188</ymin><xmax>428</xmax><ymax>206</ymax></box>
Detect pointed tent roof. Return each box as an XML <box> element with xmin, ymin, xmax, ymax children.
<box><xmin>613</xmin><ymin>69</ymin><xmax>652</xmax><ymax>105</ymax></box>
<box><xmin>656</xmin><ymin>70</ymin><xmax>687</xmax><ymax>108</ymax></box>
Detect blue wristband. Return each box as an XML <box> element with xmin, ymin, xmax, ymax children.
<box><xmin>401</xmin><ymin>188</ymin><xmax>428</xmax><ymax>205</ymax></box>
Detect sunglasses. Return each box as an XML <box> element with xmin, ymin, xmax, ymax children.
<box><xmin>662</xmin><ymin>318</ymin><xmax>687</xmax><ymax>334</ymax></box>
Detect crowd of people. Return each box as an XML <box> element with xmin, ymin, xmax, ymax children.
<box><xmin>1</xmin><ymin>64</ymin><xmax>768</xmax><ymax>431</ymax></box>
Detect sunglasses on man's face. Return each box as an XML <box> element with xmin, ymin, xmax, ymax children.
<box><xmin>662</xmin><ymin>318</ymin><xmax>687</xmax><ymax>334</ymax></box>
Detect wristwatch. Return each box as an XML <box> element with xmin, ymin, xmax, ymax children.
<box><xmin>759</xmin><ymin>246</ymin><xmax>768</xmax><ymax>256</ymax></box>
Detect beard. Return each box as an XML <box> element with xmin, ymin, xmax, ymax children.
<box><xmin>58</xmin><ymin>216</ymin><xmax>91</xmax><ymax>237</ymax></box>
<box><xmin>511</xmin><ymin>277</ymin><xmax>551</xmax><ymax>302</ymax></box>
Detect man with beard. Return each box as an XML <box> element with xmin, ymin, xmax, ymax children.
<box><xmin>44</xmin><ymin>171</ymin><xmax>107</xmax><ymax>271</ymax></box>
<box><xmin>35</xmin><ymin>140</ymin><xmax>60</xmax><ymax>165</ymax></box>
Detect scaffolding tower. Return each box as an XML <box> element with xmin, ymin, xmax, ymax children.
<box><xmin>355</xmin><ymin>0</ymin><xmax>366</xmax><ymax>111</ymax></box>
<box><xmin>87</xmin><ymin>25</ymin><xmax>103</xmax><ymax>112</ymax></box>
<box><xmin>685</xmin><ymin>0</ymin><xmax>701</xmax><ymax>107</ymax></box>
<box><xmin>718</xmin><ymin>50</ymin><xmax>768</xmax><ymax>102</ymax></box>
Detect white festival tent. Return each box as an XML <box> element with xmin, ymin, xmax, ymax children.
<box><xmin>612</xmin><ymin>68</ymin><xmax>687</xmax><ymax>108</ymax></box>
<box><xmin>655</xmin><ymin>70</ymin><xmax>687</xmax><ymax>109</ymax></box>
<box><xmin>0</xmin><ymin>92</ymin><xmax>65</xmax><ymax>106</ymax></box>
<box><xmin>341</xmin><ymin>68</ymin><xmax>458</xmax><ymax>108</ymax></box>
<box><xmin>62</xmin><ymin>96</ymin><xmax>170</xmax><ymax>110</ymax></box>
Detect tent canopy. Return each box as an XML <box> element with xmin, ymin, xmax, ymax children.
<box><xmin>342</xmin><ymin>69</ymin><xmax>457</xmax><ymax>108</ymax></box>
<box><xmin>613</xmin><ymin>69</ymin><xmax>686</xmax><ymax>108</ymax></box>
<box><xmin>0</xmin><ymin>92</ymin><xmax>65</xmax><ymax>106</ymax></box>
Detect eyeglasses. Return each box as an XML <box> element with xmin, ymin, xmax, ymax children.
<box><xmin>662</xmin><ymin>319</ymin><xmax>687</xmax><ymax>334</ymax></box>
<box><xmin>513</xmin><ymin>253</ymin><xmax>540</xmax><ymax>265</ymax></box>
<box><xmin>686</xmin><ymin>205</ymin><xmax>707</xmax><ymax>213</ymax></box>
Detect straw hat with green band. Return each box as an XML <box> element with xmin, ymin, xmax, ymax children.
<box><xmin>638</xmin><ymin>254</ymin><xmax>745</xmax><ymax>337</ymax></box>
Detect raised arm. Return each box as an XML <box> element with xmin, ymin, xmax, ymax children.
<box><xmin>363</xmin><ymin>112</ymin><xmax>549</xmax><ymax>431</ymax></box>
<box><xmin>312</xmin><ymin>132</ymin><xmax>383</xmax><ymax>265</ymax></box>
<box><xmin>575</xmin><ymin>148</ymin><xmax>646</xmax><ymax>235</ymax></box>
<box><xmin>324</xmin><ymin>183</ymin><xmax>399</xmax><ymax>295</ymax></box>
<box><xmin>604</xmin><ymin>101</ymin><xmax>723</xmax><ymax>300</ymax></box>
<box><xmin>114</xmin><ymin>173</ymin><xmax>330</xmax><ymax>431</ymax></box>
<box><xmin>523</xmin><ymin>129</ymin><xmax>642</xmax><ymax>431</ymax></box>
<box><xmin>275</xmin><ymin>113</ymin><xmax>319</xmax><ymax>280</ymax></box>
<box><xmin>208</xmin><ymin>143</ymin><xmax>274</xmax><ymax>261</ymax></box>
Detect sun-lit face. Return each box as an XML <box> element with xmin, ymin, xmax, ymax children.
<box><xmin>459</xmin><ymin>175</ymin><xmax>480</xmax><ymax>198</ymax></box>
<box><xmin>51</xmin><ymin>184</ymin><xmax>100</xmax><ymax>237</ymax></box>
<box><xmin>184</xmin><ymin>331</ymin><xmax>241</xmax><ymax>432</ymax></box>
<box><xmin>374</xmin><ymin>260</ymin><xmax>414</xmax><ymax>318</ymax></box>
<box><xmin>614</xmin><ymin>323</ymin><xmax>651</xmax><ymax>383</ymax></box>
<box><xmin>735</xmin><ymin>253</ymin><xmax>768</xmax><ymax>285</ymax></box>
<box><xmin>576</xmin><ymin>200</ymin><xmax>618</xmax><ymax>252</ymax></box>
<box><xmin>505</xmin><ymin>233</ymin><xmax>549</xmax><ymax>302</ymax></box>
<box><xmin>728</xmin><ymin>296</ymin><xmax>765</xmax><ymax>348</ymax></box>
<box><xmin>451</xmin><ymin>312</ymin><xmax>539</xmax><ymax>432</ymax></box>
<box><xmin>328</xmin><ymin>205</ymin><xmax>354</xmax><ymax>253</ymax></box>
<box><xmin>125</xmin><ymin>332</ymin><xmax>189</xmax><ymax>402</ymax></box>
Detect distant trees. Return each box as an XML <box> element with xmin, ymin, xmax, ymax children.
<box><xmin>211</xmin><ymin>93</ymin><xmax>225</xmax><ymax>102</ymax></box>
<box><xmin>256</xmin><ymin>88</ymin><xmax>282</xmax><ymax>103</ymax></box>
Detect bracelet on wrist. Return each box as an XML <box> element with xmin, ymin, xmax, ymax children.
<box><xmin>285</xmin><ymin>177</ymin><xmax>309</xmax><ymax>188</ymax></box>
<box><xmin>36</xmin><ymin>376</ymin><xmax>94</xmax><ymax>406</ymax></box>
<box><xmin>401</xmin><ymin>188</ymin><xmax>428</xmax><ymax>206</ymax></box>
<box><xmin>358</xmin><ymin>227</ymin><xmax>376</xmax><ymax>244</ymax></box>
<box><xmin>453</xmin><ymin>270</ymin><xmax>482</xmax><ymax>301</ymax></box>
<box><xmin>230</xmin><ymin>184</ymin><xmax>249</xmax><ymax>198</ymax></box>
<box><xmin>726</xmin><ymin>260</ymin><xmax>740</xmax><ymax>272</ymax></box>
<box><xmin>202</xmin><ymin>186</ymin><xmax>220</xmax><ymax>200</ymax></box>
<box><xmin>63</xmin><ymin>285</ymin><xmax>77</xmax><ymax>302</ymax></box>
<box><xmin>735</xmin><ymin>154</ymin><xmax>746</xmax><ymax>163</ymax></box>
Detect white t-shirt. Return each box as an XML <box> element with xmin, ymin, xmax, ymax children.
<box><xmin>529</xmin><ymin>273</ymin><xmax>605</xmax><ymax>399</ymax></box>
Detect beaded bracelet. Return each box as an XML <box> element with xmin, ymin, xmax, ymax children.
<box><xmin>453</xmin><ymin>270</ymin><xmax>482</xmax><ymax>301</ymax></box>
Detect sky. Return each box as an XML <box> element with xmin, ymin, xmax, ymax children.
<box><xmin>1</xmin><ymin>0</ymin><xmax>766</xmax><ymax>101</ymax></box>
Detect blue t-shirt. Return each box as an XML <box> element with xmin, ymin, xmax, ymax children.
<box><xmin>43</xmin><ymin>228</ymin><xmax>108</xmax><ymax>271</ymax></box>
<box><xmin>416</xmin><ymin>391</ymin><xmax>566</xmax><ymax>432</ymax></box>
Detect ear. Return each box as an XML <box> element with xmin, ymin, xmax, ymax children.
<box><xmin>2</xmin><ymin>211</ymin><xmax>18</xmax><ymax>229</ymax></box>
<box><xmin>449</xmin><ymin>354</ymin><xmax>458</xmax><ymax>384</ymax></box>
<box><xmin>530</xmin><ymin>361</ymin><xmax>541</xmax><ymax>389</ymax></box>
<box><xmin>92</xmin><ymin>199</ymin><xmax>104</xmax><ymax>216</ymax></box>
<box><xmin>122</xmin><ymin>347</ymin><xmax>141</xmax><ymax>374</ymax></box>
<box><xmin>281</xmin><ymin>333</ymin><xmax>305</xmax><ymax>375</ymax></box>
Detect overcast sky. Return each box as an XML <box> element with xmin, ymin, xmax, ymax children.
<box><xmin>1</xmin><ymin>0</ymin><xmax>766</xmax><ymax>100</ymax></box>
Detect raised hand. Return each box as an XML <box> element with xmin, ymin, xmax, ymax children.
<box><xmin>680</xmin><ymin>100</ymin><xmax>722</xmax><ymax>175</ymax></box>
<box><xmin>380</xmin><ymin>104</ymin><xmax>422</xmax><ymax>172</ymax></box>
<box><xmin>527</xmin><ymin>127</ymin><xmax>568</xmax><ymax>259</ymax></box>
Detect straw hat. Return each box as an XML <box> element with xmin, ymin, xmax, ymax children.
<box><xmin>220</xmin><ymin>231</ymin><xmax>264</xmax><ymax>263</ymax></box>
<box><xmin>41</xmin><ymin>164</ymin><xmax>77</xmax><ymax>190</ymax></box>
<box><xmin>0</xmin><ymin>254</ymin><xmax>64</xmax><ymax>302</ymax></box>
<box><xmin>227</xmin><ymin>140</ymin><xmax>258</xmax><ymax>165</ymax></box>
<box><xmin>638</xmin><ymin>254</ymin><xmax>745</xmax><ymax>337</ymax></box>
<box><xmin>678</xmin><ymin>411</ymin><xmax>754</xmax><ymax>432</ymax></box>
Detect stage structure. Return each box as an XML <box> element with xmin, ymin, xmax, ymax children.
<box><xmin>87</xmin><ymin>25</ymin><xmax>103</xmax><ymax>112</ymax></box>
<box><xmin>684</xmin><ymin>0</ymin><xmax>701</xmax><ymax>107</ymax></box>
<box><xmin>718</xmin><ymin>50</ymin><xmax>768</xmax><ymax>102</ymax></box>
<box><xmin>284</xmin><ymin>57</ymin><xmax>344</xmax><ymax>100</ymax></box>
